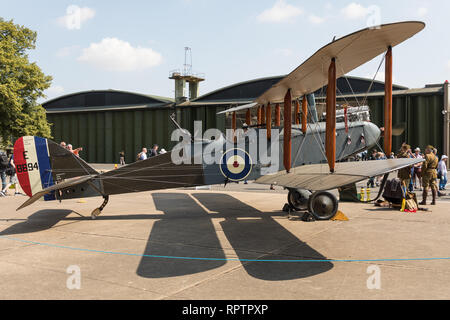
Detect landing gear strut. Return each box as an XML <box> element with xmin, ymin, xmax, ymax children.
<box><xmin>91</xmin><ymin>196</ymin><xmax>109</xmax><ymax>219</ymax></box>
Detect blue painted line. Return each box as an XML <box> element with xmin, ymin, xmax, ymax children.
<box><xmin>1</xmin><ymin>235</ymin><xmax>450</xmax><ymax>263</ymax></box>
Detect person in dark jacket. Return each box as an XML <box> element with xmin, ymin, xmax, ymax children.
<box><xmin>0</xmin><ymin>150</ymin><xmax>8</xmax><ymax>191</ymax></box>
<box><xmin>119</xmin><ymin>151</ymin><xmax>125</xmax><ymax>165</ymax></box>
<box><xmin>396</xmin><ymin>144</ymin><xmax>413</xmax><ymax>189</ymax></box>
<box><xmin>149</xmin><ymin>144</ymin><xmax>159</xmax><ymax>157</ymax></box>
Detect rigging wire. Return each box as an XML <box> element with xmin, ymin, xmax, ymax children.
<box><xmin>362</xmin><ymin>53</ymin><xmax>386</xmax><ymax>107</ymax></box>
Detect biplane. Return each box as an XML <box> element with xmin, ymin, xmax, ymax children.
<box><xmin>13</xmin><ymin>21</ymin><xmax>425</xmax><ymax>220</ymax></box>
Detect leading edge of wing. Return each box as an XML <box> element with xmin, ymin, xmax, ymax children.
<box><xmin>255</xmin><ymin>158</ymin><xmax>424</xmax><ymax>191</ymax></box>
<box><xmin>216</xmin><ymin>102</ymin><xmax>258</xmax><ymax>115</ymax></box>
<box><xmin>16</xmin><ymin>175</ymin><xmax>94</xmax><ymax>211</ymax></box>
<box><xmin>256</xmin><ymin>21</ymin><xmax>425</xmax><ymax>105</ymax></box>
<box><xmin>216</xmin><ymin>21</ymin><xmax>424</xmax><ymax>115</ymax></box>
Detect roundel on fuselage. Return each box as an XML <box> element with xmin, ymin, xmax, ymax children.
<box><xmin>219</xmin><ymin>148</ymin><xmax>252</xmax><ymax>181</ymax></box>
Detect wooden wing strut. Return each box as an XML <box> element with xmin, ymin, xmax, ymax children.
<box><xmin>384</xmin><ymin>46</ymin><xmax>393</xmax><ymax>155</ymax></box>
<box><xmin>325</xmin><ymin>58</ymin><xmax>336</xmax><ymax>173</ymax></box>
<box><xmin>284</xmin><ymin>89</ymin><xmax>292</xmax><ymax>173</ymax></box>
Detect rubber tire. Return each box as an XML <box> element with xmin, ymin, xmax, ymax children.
<box><xmin>287</xmin><ymin>189</ymin><xmax>311</xmax><ymax>211</ymax></box>
<box><xmin>307</xmin><ymin>191</ymin><xmax>339</xmax><ymax>221</ymax></box>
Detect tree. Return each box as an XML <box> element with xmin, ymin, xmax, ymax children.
<box><xmin>0</xmin><ymin>18</ymin><xmax>52</xmax><ymax>147</ymax></box>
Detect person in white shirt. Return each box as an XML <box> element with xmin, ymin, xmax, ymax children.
<box><xmin>438</xmin><ymin>155</ymin><xmax>448</xmax><ymax>191</ymax></box>
<box><xmin>413</xmin><ymin>148</ymin><xmax>423</xmax><ymax>190</ymax></box>
<box><xmin>137</xmin><ymin>148</ymin><xmax>147</xmax><ymax>161</ymax></box>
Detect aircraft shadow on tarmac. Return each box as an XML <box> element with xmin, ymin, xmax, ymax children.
<box><xmin>0</xmin><ymin>194</ymin><xmax>333</xmax><ymax>281</ymax></box>
<box><xmin>136</xmin><ymin>193</ymin><xmax>333</xmax><ymax>281</ymax></box>
<box><xmin>0</xmin><ymin>209</ymin><xmax>73</xmax><ymax>236</ymax></box>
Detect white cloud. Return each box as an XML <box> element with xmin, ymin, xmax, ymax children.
<box><xmin>447</xmin><ymin>60</ymin><xmax>450</xmax><ymax>69</ymax></box>
<box><xmin>77</xmin><ymin>38</ymin><xmax>163</xmax><ymax>72</ymax></box>
<box><xmin>417</xmin><ymin>7</ymin><xmax>428</xmax><ymax>17</ymax></box>
<box><xmin>257</xmin><ymin>0</ymin><xmax>303</xmax><ymax>23</ymax></box>
<box><xmin>309</xmin><ymin>14</ymin><xmax>326</xmax><ymax>24</ymax></box>
<box><xmin>57</xmin><ymin>5</ymin><xmax>95</xmax><ymax>30</ymax></box>
<box><xmin>341</xmin><ymin>2</ymin><xmax>370</xmax><ymax>20</ymax></box>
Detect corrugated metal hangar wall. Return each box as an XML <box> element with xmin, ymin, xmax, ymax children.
<box><xmin>47</xmin><ymin>108</ymin><xmax>174</xmax><ymax>164</ymax></box>
<box><xmin>43</xmin><ymin>77</ymin><xmax>448</xmax><ymax>164</ymax></box>
<box><xmin>364</xmin><ymin>90</ymin><xmax>444</xmax><ymax>154</ymax></box>
<box><xmin>45</xmin><ymin>91</ymin><xmax>176</xmax><ymax>164</ymax></box>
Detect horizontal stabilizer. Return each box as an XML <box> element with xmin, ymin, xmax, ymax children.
<box><xmin>255</xmin><ymin>158</ymin><xmax>424</xmax><ymax>191</ymax></box>
<box><xmin>17</xmin><ymin>175</ymin><xmax>94</xmax><ymax>211</ymax></box>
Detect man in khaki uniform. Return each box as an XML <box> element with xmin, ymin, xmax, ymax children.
<box><xmin>419</xmin><ymin>145</ymin><xmax>439</xmax><ymax>205</ymax></box>
<box><xmin>397</xmin><ymin>144</ymin><xmax>413</xmax><ymax>188</ymax></box>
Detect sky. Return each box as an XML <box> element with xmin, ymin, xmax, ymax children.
<box><xmin>1</xmin><ymin>0</ymin><xmax>449</xmax><ymax>102</ymax></box>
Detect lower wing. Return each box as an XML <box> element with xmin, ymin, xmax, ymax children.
<box><xmin>255</xmin><ymin>158</ymin><xmax>423</xmax><ymax>191</ymax></box>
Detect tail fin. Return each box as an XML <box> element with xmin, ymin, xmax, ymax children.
<box><xmin>13</xmin><ymin>136</ymin><xmax>98</xmax><ymax>200</ymax></box>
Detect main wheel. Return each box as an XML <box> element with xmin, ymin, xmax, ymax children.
<box><xmin>307</xmin><ymin>191</ymin><xmax>339</xmax><ymax>220</ymax></box>
<box><xmin>287</xmin><ymin>189</ymin><xmax>311</xmax><ymax>211</ymax></box>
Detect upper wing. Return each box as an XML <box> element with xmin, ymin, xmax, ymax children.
<box><xmin>256</xmin><ymin>21</ymin><xmax>424</xmax><ymax>104</ymax></box>
<box><xmin>217</xmin><ymin>21</ymin><xmax>425</xmax><ymax>114</ymax></box>
<box><xmin>255</xmin><ymin>158</ymin><xmax>424</xmax><ymax>191</ymax></box>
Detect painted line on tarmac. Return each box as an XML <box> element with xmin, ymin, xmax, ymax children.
<box><xmin>2</xmin><ymin>235</ymin><xmax>450</xmax><ymax>263</ymax></box>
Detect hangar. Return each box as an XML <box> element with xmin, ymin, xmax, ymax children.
<box><xmin>44</xmin><ymin>90</ymin><xmax>174</xmax><ymax>164</ymax></box>
<box><xmin>43</xmin><ymin>76</ymin><xmax>450</xmax><ymax>164</ymax></box>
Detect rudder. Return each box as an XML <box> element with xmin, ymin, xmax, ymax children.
<box><xmin>13</xmin><ymin>136</ymin><xmax>98</xmax><ymax>200</ymax></box>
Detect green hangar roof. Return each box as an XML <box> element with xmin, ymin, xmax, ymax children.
<box><xmin>43</xmin><ymin>90</ymin><xmax>174</xmax><ymax>113</ymax></box>
<box><xmin>182</xmin><ymin>75</ymin><xmax>408</xmax><ymax>106</ymax></box>
<box><xmin>42</xmin><ymin>76</ymin><xmax>409</xmax><ymax>112</ymax></box>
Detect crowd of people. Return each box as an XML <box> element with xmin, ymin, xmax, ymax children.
<box><xmin>395</xmin><ymin>143</ymin><xmax>447</xmax><ymax>205</ymax></box>
<box><xmin>356</xmin><ymin>144</ymin><xmax>448</xmax><ymax>199</ymax></box>
<box><xmin>60</xmin><ymin>141</ymin><xmax>83</xmax><ymax>156</ymax></box>
<box><xmin>135</xmin><ymin>144</ymin><xmax>167</xmax><ymax>162</ymax></box>
<box><xmin>59</xmin><ymin>141</ymin><xmax>171</xmax><ymax>165</ymax></box>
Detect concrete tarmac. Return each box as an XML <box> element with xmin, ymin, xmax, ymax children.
<box><xmin>0</xmin><ymin>181</ymin><xmax>450</xmax><ymax>300</ymax></box>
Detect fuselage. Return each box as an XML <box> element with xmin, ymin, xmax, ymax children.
<box><xmin>50</xmin><ymin>121</ymin><xmax>381</xmax><ymax>200</ymax></box>
<box><xmin>200</xmin><ymin>121</ymin><xmax>381</xmax><ymax>185</ymax></box>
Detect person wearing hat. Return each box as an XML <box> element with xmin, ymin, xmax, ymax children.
<box><xmin>413</xmin><ymin>147</ymin><xmax>423</xmax><ymax>190</ymax></box>
<box><xmin>438</xmin><ymin>155</ymin><xmax>448</xmax><ymax>191</ymax></box>
<box><xmin>396</xmin><ymin>143</ymin><xmax>413</xmax><ymax>189</ymax></box>
<box><xmin>419</xmin><ymin>145</ymin><xmax>439</xmax><ymax>205</ymax></box>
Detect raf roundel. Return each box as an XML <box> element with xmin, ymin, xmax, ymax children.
<box><xmin>220</xmin><ymin>148</ymin><xmax>252</xmax><ymax>181</ymax></box>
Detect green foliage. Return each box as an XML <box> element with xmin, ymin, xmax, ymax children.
<box><xmin>0</xmin><ymin>18</ymin><xmax>52</xmax><ymax>147</ymax></box>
